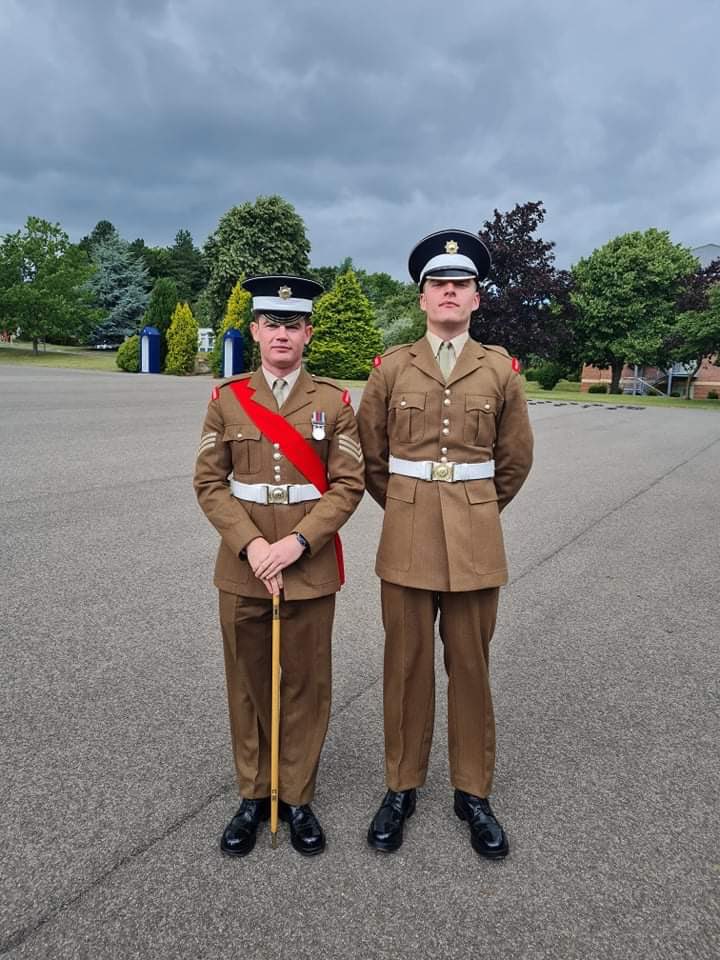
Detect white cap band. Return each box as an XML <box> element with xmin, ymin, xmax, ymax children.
<box><xmin>253</xmin><ymin>296</ymin><xmax>314</xmax><ymax>314</ymax></box>
<box><xmin>420</xmin><ymin>253</ymin><xmax>478</xmax><ymax>281</ymax></box>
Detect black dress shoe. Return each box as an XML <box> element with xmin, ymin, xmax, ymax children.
<box><xmin>367</xmin><ymin>788</ymin><xmax>417</xmax><ymax>852</ymax></box>
<box><xmin>454</xmin><ymin>789</ymin><xmax>509</xmax><ymax>859</ymax></box>
<box><xmin>220</xmin><ymin>797</ymin><xmax>270</xmax><ymax>857</ymax></box>
<box><xmin>279</xmin><ymin>801</ymin><xmax>326</xmax><ymax>856</ymax></box>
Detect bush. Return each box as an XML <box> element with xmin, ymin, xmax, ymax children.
<box><xmin>306</xmin><ymin>270</ymin><xmax>384</xmax><ymax>379</ymax></box>
<box><xmin>524</xmin><ymin>367</ymin><xmax>539</xmax><ymax>382</ymax></box>
<box><xmin>534</xmin><ymin>361</ymin><xmax>564</xmax><ymax>391</ymax></box>
<box><xmin>707</xmin><ymin>390</ymin><xmax>718</xmax><ymax>400</ymax></box>
<box><xmin>116</xmin><ymin>335</ymin><xmax>140</xmax><ymax>372</ymax></box>
<box><xmin>587</xmin><ymin>383</ymin><xmax>608</xmax><ymax>394</ymax></box>
<box><xmin>165</xmin><ymin>303</ymin><xmax>199</xmax><ymax>375</ymax></box>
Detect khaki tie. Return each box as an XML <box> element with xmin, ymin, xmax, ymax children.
<box><xmin>272</xmin><ymin>378</ymin><xmax>288</xmax><ymax>409</ymax></box>
<box><xmin>437</xmin><ymin>341</ymin><xmax>455</xmax><ymax>381</ymax></box>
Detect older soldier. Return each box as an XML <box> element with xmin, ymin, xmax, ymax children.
<box><xmin>194</xmin><ymin>275</ymin><xmax>364</xmax><ymax>858</ymax></box>
<box><xmin>357</xmin><ymin>230</ymin><xmax>533</xmax><ymax>858</ymax></box>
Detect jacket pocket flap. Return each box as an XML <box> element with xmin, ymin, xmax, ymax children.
<box><xmin>466</xmin><ymin>395</ymin><xmax>497</xmax><ymax>415</ymax></box>
<box><xmin>464</xmin><ymin>479</ymin><xmax>499</xmax><ymax>504</ymax></box>
<box><xmin>386</xmin><ymin>474</ymin><xmax>418</xmax><ymax>503</ymax></box>
<box><xmin>223</xmin><ymin>423</ymin><xmax>261</xmax><ymax>441</ymax></box>
<box><xmin>390</xmin><ymin>392</ymin><xmax>426</xmax><ymax>411</ymax></box>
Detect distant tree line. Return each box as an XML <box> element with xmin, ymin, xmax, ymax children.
<box><xmin>1</xmin><ymin>195</ymin><xmax>718</xmax><ymax>389</ymax></box>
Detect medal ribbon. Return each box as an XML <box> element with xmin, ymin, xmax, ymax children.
<box><xmin>229</xmin><ymin>379</ymin><xmax>345</xmax><ymax>585</ymax></box>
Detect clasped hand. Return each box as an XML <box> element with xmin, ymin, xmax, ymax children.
<box><xmin>246</xmin><ymin>535</ymin><xmax>305</xmax><ymax>595</ymax></box>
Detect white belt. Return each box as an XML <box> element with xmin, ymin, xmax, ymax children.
<box><xmin>389</xmin><ymin>455</ymin><xmax>495</xmax><ymax>483</ymax></box>
<box><xmin>230</xmin><ymin>478</ymin><xmax>322</xmax><ymax>505</ymax></box>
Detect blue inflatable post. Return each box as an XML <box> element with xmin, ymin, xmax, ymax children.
<box><xmin>140</xmin><ymin>326</ymin><xmax>161</xmax><ymax>374</ymax></box>
<box><xmin>223</xmin><ymin>328</ymin><xmax>245</xmax><ymax>377</ymax></box>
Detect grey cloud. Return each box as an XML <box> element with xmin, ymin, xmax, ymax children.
<box><xmin>1</xmin><ymin>0</ymin><xmax>718</xmax><ymax>278</ymax></box>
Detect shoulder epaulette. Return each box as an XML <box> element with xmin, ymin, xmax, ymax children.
<box><xmin>483</xmin><ymin>344</ymin><xmax>511</xmax><ymax>358</ymax></box>
<box><xmin>211</xmin><ymin>373</ymin><xmax>251</xmax><ymax>400</ymax></box>
<box><xmin>373</xmin><ymin>343</ymin><xmax>412</xmax><ymax>367</ymax></box>
<box><xmin>311</xmin><ymin>375</ymin><xmax>344</xmax><ymax>391</ymax></box>
<box><xmin>483</xmin><ymin>344</ymin><xmax>521</xmax><ymax>373</ymax></box>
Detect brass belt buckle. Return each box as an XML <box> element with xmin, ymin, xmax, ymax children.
<box><xmin>267</xmin><ymin>484</ymin><xmax>290</xmax><ymax>504</ymax></box>
<box><xmin>431</xmin><ymin>461</ymin><xmax>455</xmax><ymax>482</ymax></box>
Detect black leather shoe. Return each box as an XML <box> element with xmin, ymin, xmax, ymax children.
<box><xmin>279</xmin><ymin>801</ymin><xmax>326</xmax><ymax>856</ymax></box>
<box><xmin>367</xmin><ymin>788</ymin><xmax>417</xmax><ymax>852</ymax></box>
<box><xmin>220</xmin><ymin>797</ymin><xmax>270</xmax><ymax>857</ymax></box>
<box><xmin>454</xmin><ymin>789</ymin><xmax>509</xmax><ymax>859</ymax></box>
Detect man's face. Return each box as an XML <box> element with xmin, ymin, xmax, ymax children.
<box><xmin>250</xmin><ymin>315</ymin><xmax>313</xmax><ymax>371</ymax></box>
<box><xmin>419</xmin><ymin>278</ymin><xmax>480</xmax><ymax>329</ymax></box>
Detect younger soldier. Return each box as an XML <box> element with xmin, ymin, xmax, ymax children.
<box><xmin>357</xmin><ymin>231</ymin><xmax>533</xmax><ymax>858</ymax></box>
<box><xmin>194</xmin><ymin>275</ymin><xmax>364</xmax><ymax>857</ymax></box>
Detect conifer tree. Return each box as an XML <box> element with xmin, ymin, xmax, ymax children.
<box><xmin>210</xmin><ymin>280</ymin><xmax>252</xmax><ymax>376</ymax></box>
<box><xmin>86</xmin><ymin>234</ymin><xmax>150</xmax><ymax>343</ymax></box>
<box><xmin>306</xmin><ymin>270</ymin><xmax>384</xmax><ymax>379</ymax></box>
<box><xmin>165</xmin><ymin>302</ymin><xmax>198</xmax><ymax>375</ymax></box>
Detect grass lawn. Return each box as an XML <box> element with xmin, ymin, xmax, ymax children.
<box><xmin>524</xmin><ymin>378</ymin><xmax>720</xmax><ymax>411</ymax></box>
<box><xmin>0</xmin><ymin>341</ymin><xmax>120</xmax><ymax>372</ymax></box>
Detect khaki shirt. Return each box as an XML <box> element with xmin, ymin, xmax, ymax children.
<box><xmin>357</xmin><ymin>337</ymin><xmax>533</xmax><ymax>591</ymax></box>
<box><xmin>194</xmin><ymin>368</ymin><xmax>365</xmax><ymax>600</ymax></box>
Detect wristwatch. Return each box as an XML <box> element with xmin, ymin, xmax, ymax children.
<box><xmin>294</xmin><ymin>531</ymin><xmax>309</xmax><ymax>552</ymax></box>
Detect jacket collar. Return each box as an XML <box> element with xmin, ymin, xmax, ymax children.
<box><xmin>249</xmin><ymin>366</ymin><xmax>316</xmax><ymax>417</ymax></box>
<box><xmin>409</xmin><ymin>336</ymin><xmax>486</xmax><ymax>387</ymax></box>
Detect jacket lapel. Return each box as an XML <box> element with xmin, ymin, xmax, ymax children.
<box><xmin>409</xmin><ymin>337</ymin><xmax>446</xmax><ymax>387</ymax></box>
<box><xmin>279</xmin><ymin>367</ymin><xmax>316</xmax><ymax>418</ymax></box>
<box><xmin>446</xmin><ymin>339</ymin><xmax>486</xmax><ymax>387</ymax></box>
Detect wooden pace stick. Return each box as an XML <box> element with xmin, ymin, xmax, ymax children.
<box><xmin>270</xmin><ymin>592</ymin><xmax>281</xmax><ymax>848</ymax></box>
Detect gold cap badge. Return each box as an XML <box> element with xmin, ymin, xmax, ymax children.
<box><xmin>278</xmin><ymin>285</ymin><xmax>292</xmax><ymax>299</ymax></box>
<box><xmin>445</xmin><ymin>240</ymin><xmax>459</xmax><ymax>255</ymax></box>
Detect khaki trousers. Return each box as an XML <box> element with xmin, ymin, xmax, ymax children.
<box><xmin>381</xmin><ymin>581</ymin><xmax>500</xmax><ymax>798</ymax></box>
<box><xmin>219</xmin><ymin>590</ymin><xmax>336</xmax><ymax>806</ymax></box>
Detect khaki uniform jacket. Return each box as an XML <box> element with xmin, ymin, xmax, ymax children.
<box><xmin>357</xmin><ymin>336</ymin><xmax>533</xmax><ymax>592</ymax></box>
<box><xmin>194</xmin><ymin>368</ymin><xmax>365</xmax><ymax>601</ymax></box>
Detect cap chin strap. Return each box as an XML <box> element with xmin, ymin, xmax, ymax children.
<box><xmin>259</xmin><ymin>311</ymin><xmax>310</xmax><ymax>324</ymax></box>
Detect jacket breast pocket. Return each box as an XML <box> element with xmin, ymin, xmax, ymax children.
<box><xmin>389</xmin><ymin>392</ymin><xmax>426</xmax><ymax>444</ymax></box>
<box><xmin>290</xmin><ymin>418</ymin><xmax>334</xmax><ymax>462</ymax></box>
<box><xmin>464</xmin><ymin>395</ymin><xmax>498</xmax><ymax>448</ymax></box>
<box><xmin>223</xmin><ymin>423</ymin><xmax>263</xmax><ymax>475</ymax></box>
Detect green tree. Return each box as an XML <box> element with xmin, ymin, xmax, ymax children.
<box><xmin>79</xmin><ymin>219</ymin><xmax>118</xmax><ymax>257</ymax></box>
<box><xmin>165</xmin><ymin>302</ymin><xmax>198</xmax><ymax>375</ymax></box>
<box><xmin>143</xmin><ymin>277</ymin><xmax>178</xmax><ymax>370</ymax></box>
<box><xmin>0</xmin><ymin>217</ymin><xmax>99</xmax><ymax>353</ymax></box>
<box><xmin>668</xmin><ymin>284</ymin><xmax>720</xmax><ymax>397</ymax></box>
<box><xmin>375</xmin><ymin>283</ymin><xmax>426</xmax><ymax>347</ymax></box>
<box><xmin>204</xmin><ymin>195</ymin><xmax>311</xmax><ymax>327</ymax></box>
<box><xmin>128</xmin><ymin>238</ymin><xmax>171</xmax><ymax>284</ymax></box>
<box><xmin>570</xmin><ymin>229</ymin><xmax>698</xmax><ymax>392</ymax></box>
<box><xmin>166</xmin><ymin>229</ymin><xmax>207</xmax><ymax>301</ymax></box>
<box><xmin>312</xmin><ymin>257</ymin><xmax>404</xmax><ymax>309</ymax></box>
<box><xmin>306</xmin><ymin>270</ymin><xmax>384</xmax><ymax>379</ymax></box>
<box><xmin>210</xmin><ymin>280</ymin><xmax>252</xmax><ymax>377</ymax></box>
<box><xmin>86</xmin><ymin>234</ymin><xmax>150</xmax><ymax>343</ymax></box>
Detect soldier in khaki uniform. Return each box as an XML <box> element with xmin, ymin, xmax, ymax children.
<box><xmin>357</xmin><ymin>230</ymin><xmax>533</xmax><ymax>858</ymax></box>
<box><xmin>194</xmin><ymin>275</ymin><xmax>364</xmax><ymax>858</ymax></box>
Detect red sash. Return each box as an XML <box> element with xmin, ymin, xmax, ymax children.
<box><xmin>229</xmin><ymin>379</ymin><xmax>345</xmax><ymax>585</ymax></box>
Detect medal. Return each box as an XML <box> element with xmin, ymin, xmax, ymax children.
<box><xmin>311</xmin><ymin>410</ymin><xmax>326</xmax><ymax>440</ymax></box>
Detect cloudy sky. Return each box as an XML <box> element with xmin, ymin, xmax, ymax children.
<box><xmin>1</xmin><ymin>0</ymin><xmax>718</xmax><ymax>277</ymax></box>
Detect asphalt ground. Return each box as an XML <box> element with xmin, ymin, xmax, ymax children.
<box><xmin>1</xmin><ymin>366</ymin><xmax>718</xmax><ymax>960</ymax></box>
